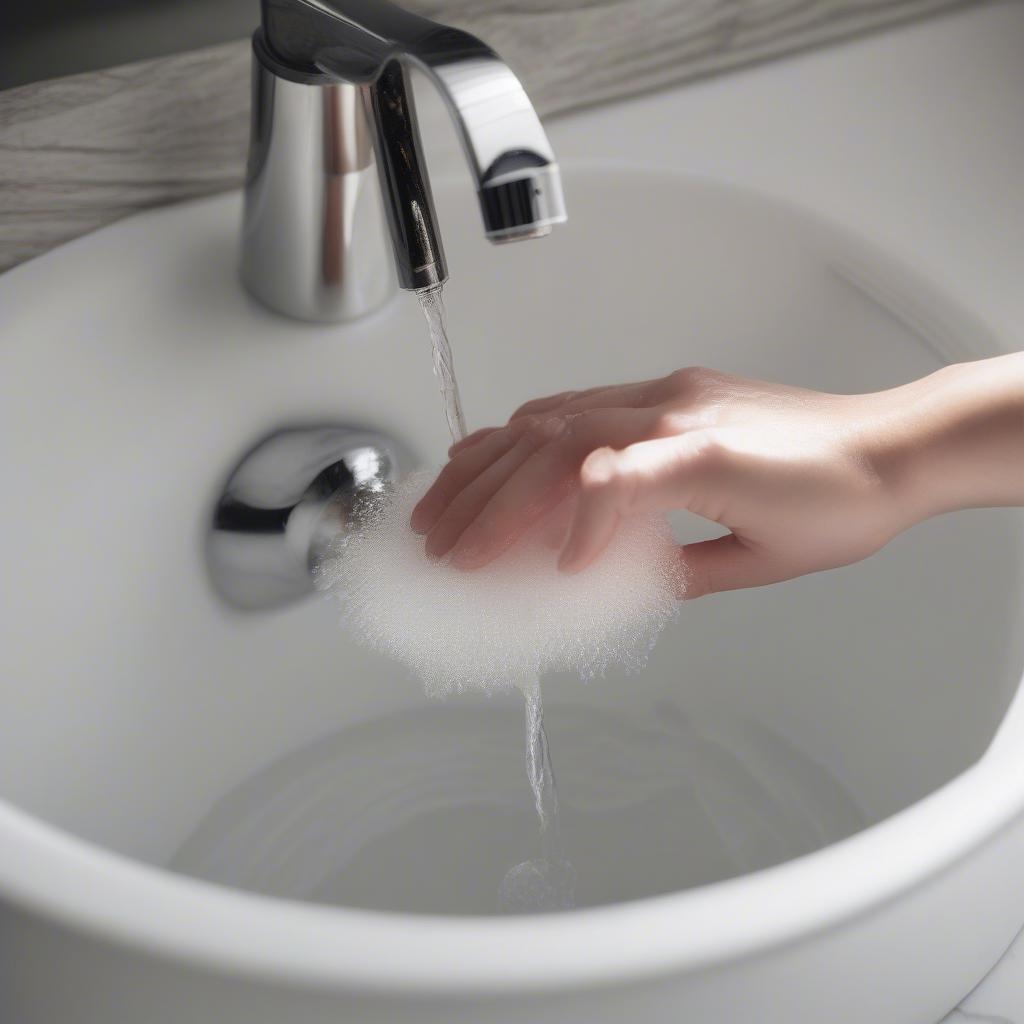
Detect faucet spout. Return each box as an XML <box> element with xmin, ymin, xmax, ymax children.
<box><xmin>260</xmin><ymin>0</ymin><xmax>566</xmax><ymax>291</ymax></box>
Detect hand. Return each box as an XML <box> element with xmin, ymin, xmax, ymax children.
<box><xmin>410</xmin><ymin>356</ymin><xmax>1024</xmax><ymax>599</ymax></box>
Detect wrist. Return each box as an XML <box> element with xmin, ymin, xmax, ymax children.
<box><xmin>872</xmin><ymin>354</ymin><xmax>1024</xmax><ymax>523</ymax></box>
<box><xmin>852</xmin><ymin>374</ymin><xmax>948</xmax><ymax>530</ymax></box>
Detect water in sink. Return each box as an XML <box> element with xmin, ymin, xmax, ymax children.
<box><xmin>168</xmin><ymin>698</ymin><xmax>864</xmax><ymax>915</ymax></box>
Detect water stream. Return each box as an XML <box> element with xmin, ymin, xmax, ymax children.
<box><xmin>415</xmin><ymin>284</ymin><xmax>575</xmax><ymax>912</ymax></box>
<box><xmin>497</xmin><ymin>681</ymin><xmax>576</xmax><ymax>912</ymax></box>
<box><xmin>416</xmin><ymin>284</ymin><xmax>467</xmax><ymax>445</ymax></box>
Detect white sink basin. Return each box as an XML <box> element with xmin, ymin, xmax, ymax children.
<box><xmin>1</xmin><ymin>166</ymin><xmax>1023</xmax><ymax>1023</ymax></box>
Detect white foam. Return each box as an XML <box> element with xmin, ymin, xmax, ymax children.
<box><xmin>316</xmin><ymin>471</ymin><xmax>685</xmax><ymax>698</ymax></box>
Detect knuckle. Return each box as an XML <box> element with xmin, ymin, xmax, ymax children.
<box><xmin>563</xmin><ymin>408</ymin><xmax>597</xmax><ymax>438</ymax></box>
<box><xmin>653</xmin><ymin>408</ymin><xmax>689</xmax><ymax>436</ymax></box>
<box><xmin>510</xmin><ymin>399</ymin><xmax>540</xmax><ymax>420</ymax></box>
<box><xmin>671</xmin><ymin>365</ymin><xmax>703</xmax><ymax>387</ymax></box>
<box><xmin>511</xmin><ymin>413</ymin><xmax>542</xmax><ymax>438</ymax></box>
<box><xmin>526</xmin><ymin>415</ymin><xmax>568</xmax><ymax>447</ymax></box>
<box><xmin>524</xmin><ymin>417</ymin><xmax>550</xmax><ymax>446</ymax></box>
<box><xmin>512</xmin><ymin>390</ymin><xmax>574</xmax><ymax>420</ymax></box>
<box><xmin>666</xmin><ymin>365</ymin><xmax>717</xmax><ymax>396</ymax></box>
<box><xmin>579</xmin><ymin>446</ymin><xmax>619</xmax><ymax>491</ymax></box>
<box><xmin>690</xmin><ymin>432</ymin><xmax>732</xmax><ymax>474</ymax></box>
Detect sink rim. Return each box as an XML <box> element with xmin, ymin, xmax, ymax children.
<box><xmin>1</xmin><ymin>165</ymin><xmax>1022</xmax><ymax>994</ymax></box>
<box><xmin>1</xmin><ymin>744</ymin><xmax>1021</xmax><ymax>993</ymax></box>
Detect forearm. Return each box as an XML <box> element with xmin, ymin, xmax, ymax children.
<box><xmin>885</xmin><ymin>352</ymin><xmax>1024</xmax><ymax>520</ymax></box>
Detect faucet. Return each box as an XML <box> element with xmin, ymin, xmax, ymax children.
<box><xmin>241</xmin><ymin>0</ymin><xmax>567</xmax><ymax>322</ymax></box>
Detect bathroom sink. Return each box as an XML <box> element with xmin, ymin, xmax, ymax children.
<box><xmin>2</xmin><ymin>166</ymin><xmax>1023</xmax><ymax>1023</ymax></box>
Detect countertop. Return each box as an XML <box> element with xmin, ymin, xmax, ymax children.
<box><xmin>421</xmin><ymin>1</ymin><xmax>1024</xmax><ymax>1019</ymax></box>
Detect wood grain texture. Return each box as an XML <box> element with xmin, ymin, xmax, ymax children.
<box><xmin>0</xmin><ymin>0</ymin><xmax>974</xmax><ymax>273</ymax></box>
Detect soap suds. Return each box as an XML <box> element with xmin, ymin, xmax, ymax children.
<box><xmin>316</xmin><ymin>471</ymin><xmax>685</xmax><ymax>697</ymax></box>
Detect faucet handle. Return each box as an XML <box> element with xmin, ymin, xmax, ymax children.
<box><xmin>207</xmin><ymin>426</ymin><xmax>412</xmax><ymax>610</ymax></box>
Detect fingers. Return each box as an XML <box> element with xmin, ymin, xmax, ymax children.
<box><xmin>448</xmin><ymin>426</ymin><xmax>499</xmax><ymax>458</ymax></box>
<box><xmin>558</xmin><ymin>435</ymin><xmax>705</xmax><ymax>573</ymax></box>
<box><xmin>539</xmin><ymin>498</ymin><xmax>574</xmax><ymax>551</ymax></box>
<box><xmin>679</xmin><ymin>535</ymin><xmax>785</xmax><ymax>599</ymax></box>
<box><xmin>424</xmin><ymin>426</ymin><xmax>558</xmax><ymax>559</ymax></box>
<box><xmin>556</xmin><ymin>435</ymin><xmax>790</xmax><ymax>593</ymax></box>
<box><xmin>421</xmin><ymin>387</ymin><xmax>665</xmax><ymax>532</ymax></box>
<box><xmin>446</xmin><ymin>373</ymin><xmax>671</xmax><ymax>459</ymax></box>
<box><xmin>435</xmin><ymin>407</ymin><xmax>661</xmax><ymax>568</ymax></box>
<box><xmin>443</xmin><ymin>387</ymin><xmax>642</xmax><ymax>462</ymax></box>
<box><xmin>509</xmin><ymin>389</ymin><xmax>583</xmax><ymax>421</ymax></box>
<box><xmin>412</xmin><ymin>426</ymin><xmax>528</xmax><ymax>533</ymax></box>
<box><xmin>510</xmin><ymin>381</ymin><xmax>656</xmax><ymax>423</ymax></box>
<box><xmin>556</xmin><ymin>449</ymin><xmax>630</xmax><ymax>573</ymax></box>
<box><xmin>442</xmin><ymin>439</ymin><xmax>578</xmax><ymax>567</ymax></box>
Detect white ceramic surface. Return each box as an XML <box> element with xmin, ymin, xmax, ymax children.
<box><xmin>2</xmin><ymin>164</ymin><xmax>1023</xmax><ymax>1022</ymax></box>
<box><xmin>3</xmin><ymin>6</ymin><xmax>1024</xmax><ymax>1021</ymax></box>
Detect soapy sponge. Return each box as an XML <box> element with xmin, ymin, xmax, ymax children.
<box><xmin>316</xmin><ymin>471</ymin><xmax>685</xmax><ymax>697</ymax></box>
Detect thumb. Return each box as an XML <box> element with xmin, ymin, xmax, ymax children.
<box><xmin>680</xmin><ymin>534</ymin><xmax>785</xmax><ymax>599</ymax></box>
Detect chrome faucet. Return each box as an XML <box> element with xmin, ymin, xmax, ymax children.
<box><xmin>241</xmin><ymin>0</ymin><xmax>567</xmax><ymax>322</ymax></box>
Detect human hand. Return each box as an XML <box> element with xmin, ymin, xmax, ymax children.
<box><xmin>410</xmin><ymin>356</ymin><xmax>1024</xmax><ymax>598</ymax></box>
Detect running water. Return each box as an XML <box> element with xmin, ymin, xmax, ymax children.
<box><xmin>497</xmin><ymin>682</ymin><xmax>576</xmax><ymax>912</ymax></box>
<box><xmin>414</xmin><ymin>284</ymin><xmax>574</xmax><ymax>911</ymax></box>
<box><xmin>416</xmin><ymin>284</ymin><xmax>467</xmax><ymax>445</ymax></box>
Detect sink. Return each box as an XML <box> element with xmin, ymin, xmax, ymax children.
<box><xmin>2</xmin><ymin>166</ymin><xmax>1023</xmax><ymax>1023</ymax></box>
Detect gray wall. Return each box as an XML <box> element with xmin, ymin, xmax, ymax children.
<box><xmin>1</xmin><ymin>0</ymin><xmax>257</xmax><ymax>90</ymax></box>
<box><xmin>0</xmin><ymin>0</ymin><xmax>978</xmax><ymax>273</ymax></box>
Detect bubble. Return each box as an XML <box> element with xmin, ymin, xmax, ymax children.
<box><xmin>316</xmin><ymin>471</ymin><xmax>686</xmax><ymax>698</ymax></box>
